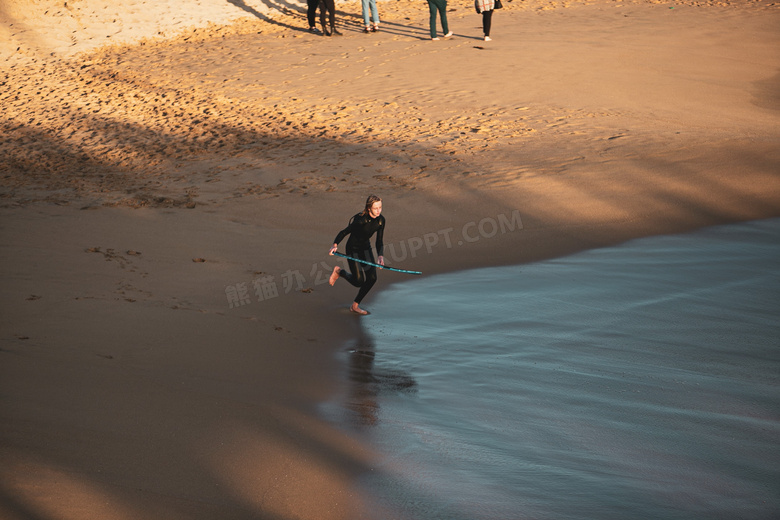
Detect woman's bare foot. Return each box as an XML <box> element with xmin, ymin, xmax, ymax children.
<box><xmin>350</xmin><ymin>302</ymin><xmax>369</xmax><ymax>315</ymax></box>
<box><xmin>329</xmin><ymin>266</ymin><xmax>341</xmax><ymax>286</ymax></box>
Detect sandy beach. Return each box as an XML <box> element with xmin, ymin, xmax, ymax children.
<box><xmin>1</xmin><ymin>0</ymin><xmax>779</xmax><ymax>518</ymax></box>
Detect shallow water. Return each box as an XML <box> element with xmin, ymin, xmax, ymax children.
<box><xmin>327</xmin><ymin>219</ymin><xmax>780</xmax><ymax>520</ymax></box>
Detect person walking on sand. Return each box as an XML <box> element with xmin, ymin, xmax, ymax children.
<box><xmin>475</xmin><ymin>0</ymin><xmax>496</xmax><ymax>41</ymax></box>
<box><xmin>320</xmin><ymin>0</ymin><xmax>342</xmax><ymax>36</ymax></box>
<box><xmin>427</xmin><ymin>0</ymin><xmax>452</xmax><ymax>40</ymax></box>
<box><xmin>361</xmin><ymin>0</ymin><xmax>380</xmax><ymax>33</ymax></box>
<box><xmin>328</xmin><ymin>195</ymin><xmax>385</xmax><ymax>315</ymax></box>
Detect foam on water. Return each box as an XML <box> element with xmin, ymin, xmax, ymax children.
<box><xmin>328</xmin><ymin>219</ymin><xmax>780</xmax><ymax>520</ymax></box>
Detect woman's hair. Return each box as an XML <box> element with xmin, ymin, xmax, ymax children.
<box><xmin>360</xmin><ymin>194</ymin><xmax>382</xmax><ymax>216</ymax></box>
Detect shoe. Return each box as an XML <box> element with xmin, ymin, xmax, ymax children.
<box><xmin>322</xmin><ymin>23</ymin><xmax>330</xmax><ymax>36</ymax></box>
<box><xmin>372</xmin><ymin>24</ymin><xmax>379</xmax><ymax>32</ymax></box>
<box><xmin>444</xmin><ymin>31</ymin><xmax>453</xmax><ymax>38</ymax></box>
<box><xmin>309</xmin><ymin>26</ymin><xmax>321</xmax><ymax>34</ymax></box>
<box><xmin>484</xmin><ymin>35</ymin><xmax>491</xmax><ymax>41</ymax></box>
<box><xmin>431</xmin><ymin>37</ymin><xmax>440</xmax><ymax>40</ymax></box>
<box><xmin>364</xmin><ymin>27</ymin><xmax>371</xmax><ymax>33</ymax></box>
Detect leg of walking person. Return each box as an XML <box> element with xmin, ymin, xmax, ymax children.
<box><xmin>438</xmin><ymin>0</ymin><xmax>450</xmax><ymax>37</ymax></box>
<box><xmin>427</xmin><ymin>0</ymin><xmax>439</xmax><ymax>39</ymax></box>
<box><xmin>307</xmin><ymin>0</ymin><xmax>320</xmax><ymax>32</ymax></box>
<box><xmin>320</xmin><ymin>0</ymin><xmax>337</xmax><ymax>35</ymax></box>
<box><xmin>319</xmin><ymin>0</ymin><xmax>329</xmax><ymax>35</ymax></box>
<box><xmin>361</xmin><ymin>0</ymin><xmax>371</xmax><ymax>31</ymax></box>
<box><xmin>370</xmin><ymin>0</ymin><xmax>380</xmax><ymax>30</ymax></box>
<box><xmin>483</xmin><ymin>9</ymin><xmax>493</xmax><ymax>40</ymax></box>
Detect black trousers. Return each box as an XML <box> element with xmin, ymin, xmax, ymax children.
<box><xmin>339</xmin><ymin>248</ymin><xmax>378</xmax><ymax>304</ymax></box>
<box><xmin>306</xmin><ymin>0</ymin><xmax>320</xmax><ymax>27</ymax></box>
<box><xmin>483</xmin><ymin>9</ymin><xmax>493</xmax><ymax>36</ymax></box>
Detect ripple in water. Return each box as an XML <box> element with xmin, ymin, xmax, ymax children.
<box><xmin>330</xmin><ymin>219</ymin><xmax>780</xmax><ymax>520</ymax></box>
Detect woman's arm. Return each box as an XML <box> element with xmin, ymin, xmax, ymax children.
<box><xmin>376</xmin><ymin>216</ymin><xmax>385</xmax><ymax>265</ymax></box>
<box><xmin>330</xmin><ymin>216</ymin><xmax>355</xmax><ymax>254</ymax></box>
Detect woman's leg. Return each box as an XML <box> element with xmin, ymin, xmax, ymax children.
<box><xmin>361</xmin><ymin>0</ymin><xmax>371</xmax><ymax>28</ymax></box>
<box><xmin>483</xmin><ymin>9</ymin><xmax>493</xmax><ymax>37</ymax></box>
<box><xmin>427</xmin><ymin>0</ymin><xmax>439</xmax><ymax>38</ymax></box>
<box><xmin>370</xmin><ymin>0</ymin><xmax>379</xmax><ymax>26</ymax></box>
<box><xmin>320</xmin><ymin>0</ymin><xmax>336</xmax><ymax>34</ymax></box>
<box><xmin>342</xmin><ymin>249</ymin><xmax>377</xmax><ymax>304</ymax></box>
<box><xmin>306</xmin><ymin>0</ymin><xmax>319</xmax><ymax>28</ymax></box>
<box><xmin>329</xmin><ymin>251</ymin><xmax>377</xmax><ymax>313</ymax></box>
<box><xmin>438</xmin><ymin>0</ymin><xmax>449</xmax><ymax>35</ymax></box>
<box><xmin>319</xmin><ymin>0</ymin><xmax>328</xmax><ymax>33</ymax></box>
<box><xmin>353</xmin><ymin>265</ymin><xmax>377</xmax><ymax>304</ymax></box>
<box><xmin>338</xmin><ymin>257</ymin><xmax>365</xmax><ymax>288</ymax></box>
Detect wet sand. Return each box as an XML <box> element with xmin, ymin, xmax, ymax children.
<box><xmin>1</xmin><ymin>0</ymin><xmax>779</xmax><ymax>518</ymax></box>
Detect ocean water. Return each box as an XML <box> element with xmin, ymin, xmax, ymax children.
<box><xmin>329</xmin><ymin>219</ymin><xmax>780</xmax><ymax>520</ymax></box>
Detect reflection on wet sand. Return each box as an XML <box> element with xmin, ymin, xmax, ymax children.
<box><xmin>346</xmin><ymin>327</ymin><xmax>416</xmax><ymax>427</ymax></box>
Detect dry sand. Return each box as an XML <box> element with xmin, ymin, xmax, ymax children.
<box><xmin>1</xmin><ymin>0</ymin><xmax>779</xmax><ymax>518</ymax></box>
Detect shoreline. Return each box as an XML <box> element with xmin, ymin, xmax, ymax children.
<box><xmin>341</xmin><ymin>217</ymin><xmax>780</xmax><ymax>520</ymax></box>
<box><xmin>2</xmin><ymin>1</ymin><xmax>779</xmax><ymax>518</ymax></box>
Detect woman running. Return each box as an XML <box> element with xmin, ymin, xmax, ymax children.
<box><xmin>329</xmin><ymin>195</ymin><xmax>385</xmax><ymax>315</ymax></box>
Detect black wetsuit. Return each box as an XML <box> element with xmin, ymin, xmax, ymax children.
<box><xmin>333</xmin><ymin>212</ymin><xmax>385</xmax><ymax>304</ymax></box>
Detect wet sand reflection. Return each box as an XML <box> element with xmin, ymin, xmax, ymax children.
<box><xmin>346</xmin><ymin>327</ymin><xmax>416</xmax><ymax>427</ymax></box>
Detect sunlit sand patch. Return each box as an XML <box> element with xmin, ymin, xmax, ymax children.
<box><xmin>1</xmin><ymin>458</ymin><xmax>145</xmax><ymax>520</ymax></box>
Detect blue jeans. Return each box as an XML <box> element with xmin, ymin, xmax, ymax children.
<box><xmin>362</xmin><ymin>0</ymin><xmax>379</xmax><ymax>26</ymax></box>
<box><xmin>427</xmin><ymin>0</ymin><xmax>449</xmax><ymax>38</ymax></box>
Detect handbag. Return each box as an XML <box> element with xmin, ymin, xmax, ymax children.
<box><xmin>494</xmin><ymin>0</ymin><xmax>503</xmax><ymax>9</ymax></box>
